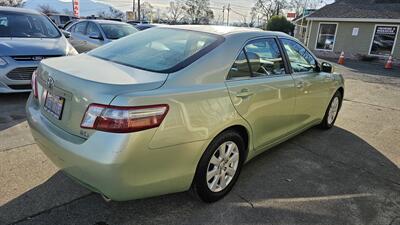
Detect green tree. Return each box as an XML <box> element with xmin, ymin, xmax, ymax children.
<box><xmin>266</xmin><ymin>15</ymin><xmax>294</xmax><ymax>34</ymax></box>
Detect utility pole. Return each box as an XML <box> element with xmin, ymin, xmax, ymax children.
<box><xmin>226</xmin><ymin>3</ymin><xmax>231</xmax><ymax>26</ymax></box>
<box><xmin>222</xmin><ymin>6</ymin><xmax>225</xmax><ymax>25</ymax></box>
<box><xmin>132</xmin><ymin>0</ymin><xmax>136</xmax><ymax>20</ymax></box>
<box><xmin>137</xmin><ymin>0</ymin><xmax>141</xmax><ymax>22</ymax></box>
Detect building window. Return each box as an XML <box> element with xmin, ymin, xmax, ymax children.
<box><xmin>316</xmin><ymin>23</ymin><xmax>337</xmax><ymax>51</ymax></box>
<box><xmin>370</xmin><ymin>25</ymin><xmax>398</xmax><ymax>56</ymax></box>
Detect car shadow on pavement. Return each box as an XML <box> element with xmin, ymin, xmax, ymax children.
<box><xmin>1</xmin><ymin>126</ymin><xmax>400</xmax><ymax>225</ymax></box>
<box><xmin>0</xmin><ymin>93</ymin><xmax>30</xmax><ymax>132</ymax></box>
<box><xmin>324</xmin><ymin>58</ymin><xmax>400</xmax><ymax>78</ymax></box>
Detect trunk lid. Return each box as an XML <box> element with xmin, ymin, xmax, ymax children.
<box><xmin>36</xmin><ymin>54</ymin><xmax>168</xmax><ymax>139</ymax></box>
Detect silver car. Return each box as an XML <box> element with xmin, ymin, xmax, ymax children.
<box><xmin>0</xmin><ymin>7</ymin><xmax>77</xmax><ymax>93</ymax></box>
<box><xmin>66</xmin><ymin>20</ymin><xmax>138</xmax><ymax>53</ymax></box>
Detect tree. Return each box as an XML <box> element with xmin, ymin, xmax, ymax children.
<box><xmin>184</xmin><ymin>0</ymin><xmax>214</xmax><ymax>24</ymax></box>
<box><xmin>252</xmin><ymin>0</ymin><xmax>288</xmax><ymax>21</ymax></box>
<box><xmin>266</xmin><ymin>15</ymin><xmax>294</xmax><ymax>34</ymax></box>
<box><xmin>140</xmin><ymin>2</ymin><xmax>154</xmax><ymax>21</ymax></box>
<box><xmin>97</xmin><ymin>6</ymin><xmax>125</xmax><ymax>19</ymax></box>
<box><xmin>167</xmin><ymin>0</ymin><xmax>185</xmax><ymax>24</ymax></box>
<box><xmin>0</xmin><ymin>0</ymin><xmax>24</xmax><ymax>7</ymax></box>
<box><xmin>38</xmin><ymin>4</ymin><xmax>59</xmax><ymax>15</ymax></box>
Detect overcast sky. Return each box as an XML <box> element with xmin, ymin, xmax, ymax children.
<box><xmin>97</xmin><ymin>0</ymin><xmax>333</xmax><ymax>22</ymax></box>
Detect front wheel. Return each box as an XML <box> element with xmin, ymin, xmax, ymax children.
<box><xmin>191</xmin><ymin>130</ymin><xmax>245</xmax><ymax>203</ymax></box>
<box><xmin>319</xmin><ymin>91</ymin><xmax>343</xmax><ymax>129</ymax></box>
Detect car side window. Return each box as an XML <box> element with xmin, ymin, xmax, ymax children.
<box><xmin>244</xmin><ymin>38</ymin><xmax>286</xmax><ymax>76</ymax></box>
<box><xmin>87</xmin><ymin>22</ymin><xmax>101</xmax><ymax>37</ymax></box>
<box><xmin>74</xmin><ymin>22</ymin><xmax>87</xmax><ymax>35</ymax></box>
<box><xmin>281</xmin><ymin>39</ymin><xmax>316</xmax><ymax>73</ymax></box>
<box><xmin>228</xmin><ymin>50</ymin><xmax>252</xmax><ymax>80</ymax></box>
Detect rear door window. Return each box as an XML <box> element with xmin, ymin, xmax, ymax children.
<box><xmin>228</xmin><ymin>50</ymin><xmax>251</xmax><ymax>80</ymax></box>
<box><xmin>244</xmin><ymin>38</ymin><xmax>286</xmax><ymax>77</ymax></box>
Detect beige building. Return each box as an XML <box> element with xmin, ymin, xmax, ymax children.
<box><xmin>298</xmin><ymin>0</ymin><xmax>400</xmax><ymax>59</ymax></box>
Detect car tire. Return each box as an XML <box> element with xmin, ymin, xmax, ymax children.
<box><xmin>319</xmin><ymin>90</ymin><xmax>343</xmax><ymax>129</ymax></box>
<box><xmin>191</xmin><ymin>130</ymin><xmax>245</xmax><ymax>203</ymax></box>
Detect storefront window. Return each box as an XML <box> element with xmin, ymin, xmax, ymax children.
<box><xmin>316</xmin><ymin>23</ymin><xmax>337</xmax><ymax>51</ymax></box>
<box><xmin>370</xmin><ymin>25</ymin><xmax>398</xmax><ymax>56</ymax></box>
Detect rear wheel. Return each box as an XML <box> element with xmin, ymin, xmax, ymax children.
<box><xmin>319</xmin><ymin>91</ymin><xmax>342</xmax><ymax>129</ymax></box>
<box><xmin>191</xmin><ymin>130</ymin><xmax>245</xmax><ymax>202</ymax></box>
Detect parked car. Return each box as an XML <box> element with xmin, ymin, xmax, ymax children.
<box><xmin>65</xmin><ymin>19</ymin><xmax>138</xmax><ymax>53</ymax></box>
<box><xmin>0</xmin><ymin>7</ymin><xmax>77</xmax><ymax>93</ymax></box>
<box><xmin>48</xmin><ymin>14</ymin><xmax>78</xmax><ymax>29</ymax></box>
<box><xmin>26</xmin><ymin>26</ymin><xmax>344</xmax><ymax>202</ymax></box>
<box><xmin>133</xmin><ymin>23</ymin><xmax>168</xmax><ymax>31</ymax></box>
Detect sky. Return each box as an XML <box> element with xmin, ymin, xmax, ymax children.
<box><xmin>97</xmin><ymin>0</ymin><xmax>334</xmax><ymax>23</ymax></box>
<box><xmin>25</xmin><ymin>0</ymin><xmax>333</xmax><ymax>23</ymax></box>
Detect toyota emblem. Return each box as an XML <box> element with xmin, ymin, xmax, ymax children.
<box><xmin>46</xmin><ymin>76</ymin><xmax>55</xmax><ymax>90</ymax></box>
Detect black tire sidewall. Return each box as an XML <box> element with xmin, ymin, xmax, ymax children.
<box><xmin>192</xmin><ymin>131</ymin><xmax>245</xmax><ymax>203</ymax></box>
<box><xmin>321</xmin><ymin>91</ymin><xmax>343</xmax><ymax>129</ymax></box>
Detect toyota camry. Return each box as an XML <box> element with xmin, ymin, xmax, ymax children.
<box><xmin>26</xmin><ymin>26</ymin><xmax>344</xmax><ymax>202</ymax></box>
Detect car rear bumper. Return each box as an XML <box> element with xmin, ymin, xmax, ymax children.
<box><xmin>26</xmin><ymin>94</ymin><xmax>206</xmax><ymax>201</ymax></box>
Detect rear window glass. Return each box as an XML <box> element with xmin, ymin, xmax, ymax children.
<box><xmin>0</xmin><ymin>12</ymin><xmax>60</xmax><ymax>38</ymax></box>
<box><xmin>89</xmin><ymin>28</ymin><xmax>223</xmax><ymax>73</ymax></box>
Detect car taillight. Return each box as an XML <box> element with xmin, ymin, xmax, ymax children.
<box><xmin>80</xmin><ymin>104</ymin><xmax>169</xmax><ymax>133</ymax></box>
<box><xmin>31</xmin><ymin>70</ymin><xmax>38</xmax><ymax>98</ymax></box>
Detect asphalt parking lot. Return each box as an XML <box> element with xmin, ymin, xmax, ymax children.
<box><xmin>1</xmin><ymin>60</ymin><xmax>400</xmax><ymax>225</ymax></box>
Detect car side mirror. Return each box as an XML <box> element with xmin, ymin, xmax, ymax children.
<box><xmin>89</xmin><ymin>33</ymin><xmax>103</xmax><ymax>40</ymax></box>
<box><xmin>62</xmin><ymin>30</ymin><xmax>71</xmax><ymax>38</ymax></box>
<box><xmin>321</xmin><ymin>62</ymin><xmax>334</xmax><ymax>73</ymax></box>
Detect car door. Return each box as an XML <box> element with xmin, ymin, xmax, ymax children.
<box><xmin>69</xmin><ymin>21</ymin><xmax>88</xmax><ymax>53</ymax></box>
<box><xmin>225</xmin><ymin>38</ymin><xmax>296</xmax><ymax>151</ymax></box>
<box><xmin>280</xmin><ymin>38</ymin><xmax>333</xmax><ymax>128</ymax></box>
<box><xmin>85</xmin><ymin>22</ymin><xmax>104</xmax><ymax>51</ymax></box>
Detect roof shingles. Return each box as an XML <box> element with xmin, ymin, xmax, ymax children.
<box><xmin>308</xmin><ymin>0</ymin><xmax>400</xmax><ymax>19</ymax></box>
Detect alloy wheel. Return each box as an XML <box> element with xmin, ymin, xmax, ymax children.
<box><xmin>206</xmin><ymin>141</ymin><xmax>240</xmax><ymax>192</ymax></box>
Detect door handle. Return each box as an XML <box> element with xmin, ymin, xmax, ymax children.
<box><xmin>296</xmin><ymin>81</ymin><xmax>304</xmax><ymax>89</ymax></box>
<box><xmin>236</xmin><ymin>89</ymin><xmax>254</xmax><ymax>98</ymax></box>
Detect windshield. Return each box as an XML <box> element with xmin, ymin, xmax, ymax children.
<box><xmin>100</xmin><ymin>24</ymin><xmax>137</xmax><ymax>40</ymax></box>
<box><xmin>0</xmin><ymin>12</ymin><xmax>60</xmax><ymax>38</ymax></box>
<box><xmin>89</xmin><ymin>28</ymin><xmax>223</xmax><ymax>73</ymax></box>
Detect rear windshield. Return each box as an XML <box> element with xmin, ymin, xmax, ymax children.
<box><xmin>0</xmin><ymin>12</ymin><xmax>60</xmax><ymax>38</ymax></box>
<box><xmin>100</xmin><ymin>24</ymin><xmax>137</xmax><ymax>39</ymax></box>
<box><xmin>88</xmin><ymin>28</ymin><xmax>223</xmax><ymax>73</ymax></box>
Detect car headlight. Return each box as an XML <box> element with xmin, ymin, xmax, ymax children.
<box><xmin>0</xmin><ymin>57</ymin><xmax>7</xmax><ymax>66</ymax></box>
<box><xmin>66</xmin><ymin>44</ymin><xmax>78</xmax><ymax>56</ymax></box>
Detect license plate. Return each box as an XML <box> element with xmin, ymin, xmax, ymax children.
<box><xmin>44</xmin><ymin>92</ymin><xmax>65</xmax><ymax>120</ymax></box>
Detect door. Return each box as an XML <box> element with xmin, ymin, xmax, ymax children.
<box><xmin>69</xmin><ymin>21</ymin><xmax>88</xmax><ymax>53</ymax></box>
<box><xmin>225</xmin><ymin>38</ymin><xmax>296</xmax><ymax>151</ymax></box>
<box><xmin>85</xmin><ymin>22</ymin><xmax>104</xmax><ymax>51</ymax></box>
<box><xmin>280</xmin><ymin>38</ymin><xmax>333</xmax><ymax>128</ymax></box>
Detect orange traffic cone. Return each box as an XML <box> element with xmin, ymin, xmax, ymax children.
<box><xmin>338</xmin><ymin>51</ymin><xmax>345</xmax><ymax>65</ymax></box>
<box><xmin>385</xmin><ymin>55</ymin><xmax>393</xmax><ymax>69</ymax></box>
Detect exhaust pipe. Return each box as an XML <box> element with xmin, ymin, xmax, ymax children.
<box><xmin>101</xmin><ymin>194</ymin><xmax>112</xmax><ymax>202</ymax></box>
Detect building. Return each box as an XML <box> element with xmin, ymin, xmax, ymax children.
<box><xmin>301</xmin><ymin>0</ymin><xmax>400</xmax><ymax>59</ymax></box>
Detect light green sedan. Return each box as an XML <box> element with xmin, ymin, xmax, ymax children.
<box><xmin>26</xmin><ymin>25</ymin><xmax>344</xmax><ymax>202</ymax></box>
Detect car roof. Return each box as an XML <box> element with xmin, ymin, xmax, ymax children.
<box><xmin>79</xmin><ymin>19</ymin><xmax>129</xmax><ymax>25</ymax></box>
<box><xmin>167</xmin><ymin>25</ymin><xmax>288</xmax><ymax>37</ymax></box>
<box><xmin>0</xmin><ymin>6</ymin><xmax>41</xmax><ymax>15</ymax></box>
